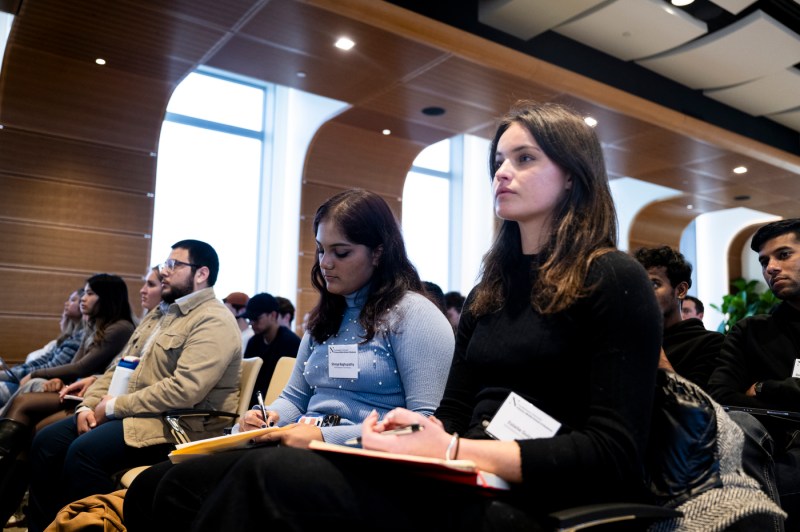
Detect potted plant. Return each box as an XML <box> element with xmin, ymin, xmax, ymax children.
<box><xmin>711</xmin><ymin>278</ymin><xmax>779</xmax><ymax>333</ymax></box>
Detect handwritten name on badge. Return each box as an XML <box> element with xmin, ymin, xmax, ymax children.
<box><xmin>329</xmin><ymin>344</ymin><xmax>359</xmax><ymax>379</ymax></box>
<box><xmin>486</xmin><ymin>391</ymin><xmax>561</xmax><ymax>441</ymax></box>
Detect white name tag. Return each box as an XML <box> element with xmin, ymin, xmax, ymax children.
<box><xmin>328</xmin><ymin>344</ymin><xmax>359</xmax><ymax>379</ymax></box>
<box><xmin>793</xmin><ymin>359</ymin><xmax>800</xmax><ymax>378</ymax></box>
<box><xmin>485</xmin><ymin>391</ymin><xmax>561</xmax><ymax>441</ymax></box>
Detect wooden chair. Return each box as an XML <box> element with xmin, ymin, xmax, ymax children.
<box><xmin>263</xmin><ymin>356</ymin><xmax>296</xmax><ymax>405</ymax></box>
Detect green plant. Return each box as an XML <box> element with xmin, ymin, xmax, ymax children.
<box><xmin>711</xmin><ymin>278</ymin><xmax>780</xmax><ymax>333</ymax></box>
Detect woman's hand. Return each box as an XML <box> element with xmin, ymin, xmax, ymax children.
<box><xmin>59</xmin><ymin>376</ymin><xmax>97</xmax><ymax>401</ymax></box>
<box><xmin>240</xmin><ymin>409</ymin><xmax>280</xmax><ymax>431</ymax></box>
<box><xmin>251</xmin><ymin>423</ymin><xmax>322</xmax><ymax>448</ymax></box>
<box><xmin>361</xmin><ymin>408</ymin><xmax>451</xmax><ymax>459</ymax></box>
<box><xmin>41</xmin><ymin>378</ymin><xmax>65</xmax><ymax>392</ymax></box>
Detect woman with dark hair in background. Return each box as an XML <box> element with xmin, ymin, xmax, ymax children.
<box><xmin>134</xmin><ymin>101</ymin><xmax>661</xmax><ymax>532</ymax></box>
<box><xmin>0</xmin><ymin>273</ymin><xmax>134</xmax><ymax>525</ymax></box>
<box><xmin>124</xmin><ymin>188</ymin><xmax>455</xmax><ymax>531</ymax></box>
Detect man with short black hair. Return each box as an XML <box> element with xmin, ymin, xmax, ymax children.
<box><xmin>682</xmin><ymin>295</ymin><xmax>705</xmax><ymax>321</ymax></box>
<box><xmin>709</xmin><ymin>219</ymin><xmax>800</xmax><ymax>527</ymax></box>
<box><xmin>275</xmin><ymin>296</ymin><xmax>296</xmax><ymax>329</ymax></box>
<box><xmin>634</xmin><ymin>246</ymin><xmax>723</xmax><ymax>390</ymax></box>
<box><xmin>241</xmin><ymin>293</ymin><xmax>301</xmax><ymax>406</ymax></box>
<box><xmin>27</xmin><ymin>239</ymin><xmax>242</xmax><ymax>530</ymax></box>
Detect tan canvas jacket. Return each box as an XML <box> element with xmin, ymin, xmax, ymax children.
<box><xmin>80</xmin><ymin>287</ymin><xmax>242</xmax><ymax>448</ymax></box>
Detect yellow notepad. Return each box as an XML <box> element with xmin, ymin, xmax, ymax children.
<box><xmin>168</xmin><ymin>425</ymin><xmax>291</xmax><ymax>463</ymax></box>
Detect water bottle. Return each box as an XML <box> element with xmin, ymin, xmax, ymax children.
<box><xmin>107</xmin><ymin>356</ymin><xmax>140</xmax><ymax>396</ymax></box>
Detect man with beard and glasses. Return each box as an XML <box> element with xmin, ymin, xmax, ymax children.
<box><xmin>25</xmin><ymin>239</ymin><xmax>242</xmax><ymax>532</ymax></box>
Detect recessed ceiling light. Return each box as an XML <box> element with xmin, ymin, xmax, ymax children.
<box><xmin>687</xmin><ymin>204</ymin><xmax>694</xmax><ymax>210</ymax></box>
<box><xmin>335</xmin><ymin>37</ymin><xmax>355</xmax><ymax>51</ymax></box>
<box><xmin>671</xmin><ymin>0</ymin><xmax>694</xmax><ymax>6</ymax></box>
<box><xmin>296</xmin><ymin>71</ymin><xmax>307</xmax><ymax>78</ymax></box>
<box><xmin>584</xmin><ymin>116</ymin><xmax>598</xmax><ymax>127</ymax></box>
<box><xmin>382</xmin><ymin>129</ymin><xmax>391</xmax><ymax>136</ymax></box>
<box><xmin>733</xmin><ymin>166</ymin><xmax>748</xmax><ymax>174</ymax></box>
<box><xmin>734</xmin><ymin>195</ymin><xmax>751</xmax><ymax>201</ymax></box>
<box><xmin>95</xmin><ymin>58</ymin><xmax>106</xmax><ymax>65</ymax></box>
<box><xmin>421</xmin><ymin>106</ymin><xmax>445</xmax><ymax>116</ymax></box>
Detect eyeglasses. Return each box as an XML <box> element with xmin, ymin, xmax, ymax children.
<box><xmin>159</xmin><ymin>258</ymin><xmax>200</xmax><ymax>273</ymax></box>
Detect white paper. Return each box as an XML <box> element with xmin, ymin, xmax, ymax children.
<box><xmin>485</xmin><ymin>391</ymin><xmax>561</xmax><ymax>441</ymax></box>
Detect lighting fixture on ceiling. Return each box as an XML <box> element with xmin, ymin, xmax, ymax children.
<box><xmin>335</xmin><ymin>37</ymin><xmax>355</xmax><ymax>51</ymax></box>
<box><xmin>734</xmin><ymin>194</ymin><xmax>751</xmax><ymax>201</ymax></box>
<box><xmin>687</xmin><ymin>204</ymin><xmax>694</xmax><ymax>210</ymax></box>
<box><xmin>670</xmin><ymin>0</ymin><xmax>694</xmax><ymax>6</ymax></box>
<box><xmin>421</xmin><ymin>106</ymin><xmax>445</xmax><ymax>116</ymax></box>
<box><xmin>95</xmin><ymin>58</ymin><xmax>106</xmax><ymax>65</ymax></box>
<box><xmin>296</xmin><ymin>71</ymin><xmax>307</xmax><ymax>78</ymax></box>
<box><xmin>382</xmin><ymin>129</ymin><xmax>391</xmax><ymax>135</ymax></box>
<box><xmin>584</xmin><ymin>116</ymin><xmax>598</xmax><ymax>127</ymax></box>
<box><xmin>733</xmin><ymin>166</ymin><xmax>748</xmax><ymax>174</ymax></box>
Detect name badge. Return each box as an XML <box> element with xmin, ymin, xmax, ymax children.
<box><xmin>485</xmin><ymin>391</ymin><xmax>561</xmax><ymax>441</ymax></box>
<box><xmin>328</xmin><ymin>344</ymin><xmax>359</xmax><ymax>379</ymax></box>
<box><xmin>793</xmin><ymin>359</ymin><xmax>800</xmax><ymax>378</ymax></box>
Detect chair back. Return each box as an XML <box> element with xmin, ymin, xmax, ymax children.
<box><xmin>238</xmin><ymin>357</ymin><xmax>263</xmax><ymax>421</ymax></box>
<box><xmin>264</xmin><ymin>356</ymin><xmax>296</xmax><ymax>405</ymax></box>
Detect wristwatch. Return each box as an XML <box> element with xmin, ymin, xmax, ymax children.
<box><xmin>754</xmin><ymin>381</ymin><xmax>764</xmax><ymax>396</ymax></box>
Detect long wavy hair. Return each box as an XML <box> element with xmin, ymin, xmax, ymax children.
<box><xmin>471</xmin><ymin>101</ymin><xmax>618</xmax><ymax>316</ymax></box>
<box><xmin>85</xmin><ymin>273</ymin><xmax>135</xmax><ymax>343</ymax></box>
<box><xmin>307</xmin><ymin>189</ymin><xmax>423</xmax><ymax>343</ymax></box>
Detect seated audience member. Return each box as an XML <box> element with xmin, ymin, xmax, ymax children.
<box><xmin>709</xmin><ymin>218</ymin><xmax>800</xmax><ymax>529</ymax></box>
<box><xmin>138</xmin><ymin>266</ymin><xmax>163</xmax><ymax>320</ymax></box>
<box><xmin>275</xmin><ymin>296</ymin><xmax>296</xmax><ymax>329</ymax></box>
<box><xmin>223</xmin><ymin>291</ymin><xmax>253</xmax><ymax>349</ymax></box>
<box><xmin>0</xmin><ymin>274</ymin><xmax>135</xmax><ymax>526</ymax></box>
<box><xmin>682</xmin><ymin>294</ymin><xmax>706</xmax><ymax>322</ymax></box>
<box><xmin>124</xmin><ymin>188</ymin><xmax>455</xmax><ymax>531</ymax></box>
<box><xmin>633</xmin><ymin>246</ymin><xmax>724</xmax><ymax>390</ymax></box>
<box><xmin>422</xmin><ymin>280</ymin><xmax>447</xmax><ymax>314</ymax></box>
<box><xmin>444</xmin><ymin>290</ymin><xmax>465</xmax><ymax>331</ymax></box>
<box><xmin>126</xmin><ymin>102</ymin><xmax>660</xmax><ymax>531</ymax></box>
<box><xmin>0</xmin><ymin>289</ymin><xmax>86</xmax><ymax>407</ymax></box>
<box><xmin>25</xmin><ymin>240</ymin><xmax>242</xmax><ymax>532</ymax></box>
<box><xmin>239</xmin><ymin>292</ymin><xmax>302</xmax><ymax>406</ymax></box>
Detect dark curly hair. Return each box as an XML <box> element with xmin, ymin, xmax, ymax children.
<box><xmin>632</xmin><ymin>246</ymin><xmax>693</xmax><ymax>290</ymax></box>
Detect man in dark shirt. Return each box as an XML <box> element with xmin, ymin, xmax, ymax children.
<box><xmin>709</xmin><ymin>218</ymin><xmax>800</xmax><ymax>529</ymax></box>
<box><xmin>240</xmin><ymin>293</ymin><xmax>301</xmax><ymax>407</ymax></box>
<box><xmin>633</xmin><ymin>246</ymin><xmax>723</xmax><ymax>390</ymax></box>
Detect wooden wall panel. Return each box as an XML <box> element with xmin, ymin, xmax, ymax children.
<box><xmin>0</xmin><ymin>128</ymin><xmax>157</xmax><ymax>194</ymax></box>
<box><xmin>0</xmin><ymin>175</ymin><xmax>153</xmax><ymax>234</ymax></box>
<box><xmin>0</xmin><ymin>317</ymin><xmax>61</xmax><ymax>365</ymax></box>
<box><xmin>0</xmin><ymin>222</ymin><xmax>150</xmax><ymax>275</ymax></box>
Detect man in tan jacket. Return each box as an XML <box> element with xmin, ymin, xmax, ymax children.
<box><xmin>26</xmin><ymin>239</ymin><xmax>242</xmax><ymax>532</ymax></box>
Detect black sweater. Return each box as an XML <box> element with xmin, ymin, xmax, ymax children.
<box><xmin>663</xmin><ymin>318</ymin><xmax>724</xmax><ymax>391</ymax></box>
<box><xmin>435</xmin><ymin>251</ymin><xmax>662</xmax><ymax>511</ymax></box>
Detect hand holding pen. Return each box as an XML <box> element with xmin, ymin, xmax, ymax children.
<box><xmin>358</xmin><ymin>408</ymin><xmax>450</xmax><ymax>459</ymax></box>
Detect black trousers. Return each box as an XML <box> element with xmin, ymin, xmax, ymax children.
<box><xmin>124</xmin><ymin>445</ymin><xmax>544</xmax><ymax>532</ymax></box>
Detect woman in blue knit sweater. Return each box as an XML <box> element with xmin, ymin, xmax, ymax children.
<box><xmin>125</xmin><ymin>188</ymin><xmax>455</xmax><ymax>530</ymax></box>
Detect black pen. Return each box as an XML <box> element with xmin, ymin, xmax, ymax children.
<box><xmin>257</xmin><ymin>391</ymin><xmax>270</xmax><ymax>427</ymax></box>
<box><xmin>344</xmin><ymin>424</ymin><xmax>424</xmax><ymax>446</ymax></box>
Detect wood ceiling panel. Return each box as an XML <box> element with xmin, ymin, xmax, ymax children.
<box><xmin>141</xmin><ymin>0</ymin><xmax>265</xmax><ymax>29</ymax></box>
<box><xmin>0</xmin><ymin>175</ymin><xmax>153</xmax><ymax>235</ymax></box>
<box><xmin>240</xmin><ymin>0</ymin><xmax>444</xmax><ymax>78</ymax></box>
<box><xmin>332</xmin><ymin>107</ymin><xmax>455</xmax><ymax>146</ymax></box>
<box><xmin>206</xmin><ymin>36</ymin><xmax>397</xmax><ymax>103</ymax></box>
<box><xmin>12</xmin><ymin>0</ymin><xmax>226</xmax><ymax>80</ymax></box>
<box><xmin>697</xmin><ymin>183</ymin><xmax>789</xmax><ymax>210</ymax></box>
<box><xmin>636</xmin><ymin>167</ymin><xmax>730</xmax><ymax>195</ymax></box>
<box><xmin>686</xmin><ymin>154</ymin><xmax>799</xmax><ymax>184</ymax></box>
<box><xmin>0</xmin><ymin>129</ymin><xmax>157</xmax><ymax>193</ymax></box>
<box><xmin>629</xmin><ymin>199</ymin><xmax>703</xmax><ymax>250</ymax></box>
<box><xmin>405</xmin><ymin>56</ymin><xmax>557</xmax><ymax>114</ymax></box>
<box><xmin>359</xmin><ymin>85</ymin><xmax>500</xmax><ymax>137</ymax></box>
<box><xmin>0</xmin><ymin>48</ymin><xmax>171</xmax><ymax>150</ymax></box>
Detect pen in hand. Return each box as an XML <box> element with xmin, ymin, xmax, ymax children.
<box><xmin>344</xmin><ymin>424</ymin><xmax>424</xmax><ymax>446</ymax></box>
<box><xmin>256</xmin><ymin>391</ymin><xmax>271</xmax><ymax>428</ymax></box>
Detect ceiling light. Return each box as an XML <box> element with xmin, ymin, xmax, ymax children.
<box><xmin>584</xmin><ymin>116</ymin><xmax>598</xmax><ymax>127</ymax></box>
<box><xmin>734</xmin><ymin>195</ymin><xmax>751</xmax><ymax>201</ymax></box>
<box><xmin>382</xmin><ymin>129</ymin><xmax>391</xmax><ymax>136</ymax></box>
<box><xmin>335</xmin><ymin>37</ymin><xmax>355</xmax><ymax>51</ymax></box>
<box><xmin>671</xmin><ymin>0</ymin><xmax>694</xmax><ymax>6</ymax></box>
<box><xmin>296</xmin><ymin>71</ymin><xmax>307</xmax><ymax>78</ymax></box>
<box><xmin>687</xmin><ymin>204</ymin><xmax>694</xmax><ymax>210</ymax></box>
<box><xmin>95</xmin><ymin>58</ymin><xmax>106</xmax><ymax>65</ymax></box>
<box><xmin>733</xmin><ymin>166</ymin><xmax>748</xmax><ymax>174</ymax></box>
<box><xmin>421</xmin><ymin>106</ymin><xmax>445</xmax><ymax>116</ymax></box>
